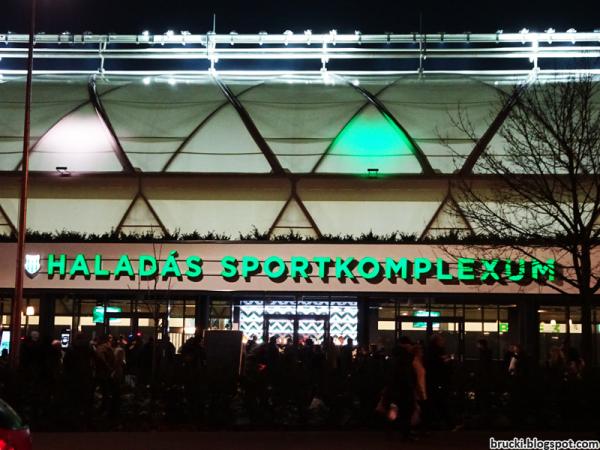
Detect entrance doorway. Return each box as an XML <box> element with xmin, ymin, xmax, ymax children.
<box><xmin>396</xmin><ymin>315</ymin><xmax>465</xmax><ymax>362</ymax></box>
<box><xmin>103</xmin><ymin>311</ymin><xmax>169</xmax><ymax>340</ymax></box>
<box><xmin>263</xmin><ymin>313</ymin><xmax>330</xmax><ymax>345</ymax></box>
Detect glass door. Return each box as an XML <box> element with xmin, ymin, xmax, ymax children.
<box><xmin>396</xmin><ymin>316</ymin><xmax>465</xmax><ymax>362</ymax></box>
<box><xmin>263</xmin><ymin>314</ymin><xmax>330</xmax><ymax>345</ymax></box>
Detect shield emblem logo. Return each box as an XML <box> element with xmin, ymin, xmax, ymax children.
<box><xmin>24</xmin><ymin>254</ymin><xmax>41</xmax><ymax>277</ymax></box>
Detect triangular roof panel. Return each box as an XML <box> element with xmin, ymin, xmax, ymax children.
<box><xmin>166</xmin><ymin>105</ymin><xmax>271</xmax><ymax>173</ymax></box>
<box><xmin>0</xmin><ymin>203</ymin><xmax>16</xmax><ymax>236</ymax></box>
<box><xmin>421</xmin><ymin>195</ymin><xmax>472</xmax><ymax>239</ymax></box>
<box><xmin>118</xmin><ymin>195</ymin><xmax>165</xmax><ymax>237</ymax></box>
<box><xmin>317</xmin><ymin>105</ymin><xmax>422</xmax><ymax>174</ymax></box>
<box><xmin>270</xmin><ymin>197</ymin><xmax>319</xmax><ymax>239</ymax></box>
<box><xmin>239</xmin><ymin>76</ymin><xmax>365</xmax><ymax>173</ymax></box>
<box><xmin>29</xmin><ymin>104</ymin><xmax>124</xmax><ymax>172</ymax></box>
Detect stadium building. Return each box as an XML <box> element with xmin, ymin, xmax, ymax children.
<box><xmin>0</xmin><ymin>30</ymin><xmax>599</xmax><ymax>362</ymax></box>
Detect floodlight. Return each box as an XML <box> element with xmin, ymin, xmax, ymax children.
<box><xmin>367</xmin><ymin>168</ymin><xmax>379</xmax><ymax>178</ymax></box>
<box><xmin>56</xmin><ymin>166</ymin><xmax>70</xmax><ymax>177</ymax></box>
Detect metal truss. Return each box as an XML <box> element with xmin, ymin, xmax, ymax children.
<box><xmin>268</xmin><ymin>178</ymin><xmax>323</xmax><ymax>239</ymax></box>
<box><xmin>161</xmin><ymin>82</ymin><xmax>265</xmax><ymax>172</ymax></box>
<box><xmin>1</xmin><ymin>31</ymin><xmax>600</xmax><ymax>72</ymax></box>
<box><xmin>207</xmin><ymin>76</ymin><xmax>321</xmax><ymax>237</ymax></box>
<box><xmin>419</xmin><ymin>186</ymin><xmax>474</xmax><ymax>241</ymax></box>
<box><xmin>88</xmin><ymin>75</ymin><xmax>135</xmax><ymax>172</ymax></box>
<box><xmin>211</xmin><ymin>75</ymin><xmax>284</xmax><ymax>175</ymax></box>
<box><xmin>115</xmin><ymin>178</ymin><xmax>168</xmax><ymax>236</ymax></box>
<box><xmin>0</xmin><ymin>203</ymin><xmax>16</xmax><ymax>236</ymax></box>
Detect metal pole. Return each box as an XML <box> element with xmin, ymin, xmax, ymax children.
<box><xmin>9</xmin><ymin>0</ymin><xmax>36</xmax><ymax>370</ymax></box>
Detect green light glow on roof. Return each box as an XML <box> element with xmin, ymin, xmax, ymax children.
<box><xmin>323</xmin><ymin>106</ymin><xmax>420</xmax><ymax>174</ymax></box>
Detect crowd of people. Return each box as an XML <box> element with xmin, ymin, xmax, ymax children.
<box><xmin>0</xmin><ymin>329</ymin><xmax>596</xmax><ymax>433</ymax></box>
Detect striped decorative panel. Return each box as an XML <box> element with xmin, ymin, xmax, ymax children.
<box><xmin>239</xmin><ymin>298</ymin><xmax>359</xmax><ymax>345</ymax></box>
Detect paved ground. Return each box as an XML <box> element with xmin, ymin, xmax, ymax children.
<box><xmin>32</xmin><ymin>430</ymin><xmax>600</xmax><ymax>450</ymax></box>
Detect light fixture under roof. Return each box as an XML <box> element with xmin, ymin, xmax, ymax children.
<box><xmin>56</xmin><ymin>166</ymin><xmax>70</xmax><ymax>177</ymax></box>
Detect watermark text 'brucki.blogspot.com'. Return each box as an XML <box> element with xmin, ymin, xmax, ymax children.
<box><xmin>489</xmin><ymin>437</ymin><xmax>600</xmax><ymax>450</ymax></box>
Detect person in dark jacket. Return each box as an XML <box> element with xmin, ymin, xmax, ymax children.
<box><xmin>63</xmin><ymin>332</ymin><xmax>96</xmax><ymax>428</ymax></box>
<box><xmin>425</xmin><ymin>334</ymin><xmax>454</xmax><ymax>430</ymax></box>
<box><xmin>383</xmin><ymin>338</ymin><xmax>416</xmax><ymax>439</ymax></box>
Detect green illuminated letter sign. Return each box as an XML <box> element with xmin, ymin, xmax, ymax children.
<box><xmin>221</xmin><ymin>256</ymin><xmax>238</xmax><ymax>279</ymax></box>
<box><xmin>385</xmin><ymin>258</ymin><xmax>408</xmax><ymax>279</ymax></box>
<box><xmin>457</xmin><ymin>258</ymin><xmax>475</xmax><ymax>281</ymax></box>
<box><xmin>114</xmin><ymin>254</ymin><xmax>135</xmax><ymax>279</ymax></box>
<box><xmin>413</xmin><ymin>258</ymin><xmax>432</xmax><ymax>280</ymax></box>
<box><xmin>38</xmin><ymin>251</ymin><xmax>557</xmax><ymax>286</ymax></box>
<box><xmin>264</xmin><ymin>256</ymin><xmax>286</xmax><ymax>278</ymax></box>
<box><xmin>357</xmin><ymin>257</ymin><xmax>380</xmax><ymax>280</ymax></box>
<box><xmin>480</xmin><ymin>259</ymin><xmax>500</xmax><ymax>281</ymax></box>
<box><xmin>290</xmin><ymin>256</ymin><xmax>310</xmax><ymax>279</ymax></box>
<box><xmin>335</xmin><ymin>257</ymin><xmax>355</xmax><ymax>279</ymax></box>
<box><xmin>241</xmin><ymin>256</ymin><xmax>260</xmax><ymax>278</ymax></box>
<box><xmin>47</xmin><ymin>253</ymin><xmax>67</xmax><ymax>276</ymax></box>
<box><xmin>531</xmin><ymin>259</ymin><xmax>555</xmax><ymax>281</ymax></box>
<box><xmin>139</xmin><ymin>255</ymin><xmax>158</xmax><ymax>278</ymax></box>
<box><xmin>69</xmin><ymin>253</ymin><xmax>90</xmax><ymax>277</ymax></box>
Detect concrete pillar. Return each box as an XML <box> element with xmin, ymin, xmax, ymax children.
<box><xmin>357</xmin><ymin>298</ymin><xmax>370</xmax><ymax>347</ymax></box>
<box><xmin>38</xmin><ymin>294</ymin><xmax>55</xmax><ymax>342</ymax></box>
<box><xmin>195</xmin><ymin>295</ymin><xmax>210</xmax><ymax>334</ymax></box>
<box><xmin>518</xmin><ymin>300</ymin><xmax>540</xmax><ymax>363</ymax></box>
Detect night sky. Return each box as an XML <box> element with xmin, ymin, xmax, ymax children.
<box><xmin>0</xmin><ymin>0</ymin><xmax>598</xmax><ymax>35</ymax></box>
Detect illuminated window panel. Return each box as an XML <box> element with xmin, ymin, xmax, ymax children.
<box><xmin>539</xmin><ymin>322</ymin><xmax>582</xmax><ymax>334</ymax></box>
<box><xmin>330</xmin><ymin>301</ymin><xmax>358</xmax><ymax>343</ymax></box>
<box><xmin>239</xmin><ymin>300</ymin><xmax>263</xmax><ymax>341</ymax></box>
<box><xmin>268</xmin><ymin>319</ymin><xmax>294</xmax><ymax>342</ymax></box>
<box><xmin>298</xmin><ymin>319</ymin><xmax>325</xmax><ymax>343</ymax></box>
<box><xmin>297</xmin><ymin>300</ymin><xmax>329</xmax><ymax>315</ymax></box>
<box><xmin>239</xmin><ymin>299</ymin><xmax>358</xmax><ymax>345</ymax></box>
<box><xmin>265</xmin><ymin>300</ymin><xmax>296</xmax><ymax>315</ymax></box>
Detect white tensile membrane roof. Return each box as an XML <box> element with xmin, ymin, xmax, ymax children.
<box><xmin>0</xmin><ymin>72</ymin><xmax>526</xmax><ymax>175</ymax></box>
<box><xmin>0</xmin><ymin>72</ymin><xmax>598</xmax><ymax>238</ymax></box>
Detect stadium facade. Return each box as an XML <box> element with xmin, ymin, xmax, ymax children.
<box><xmin>0</xmin><ymin>31</ymin><xmax>599</xmax><ymax>362</ymax></box>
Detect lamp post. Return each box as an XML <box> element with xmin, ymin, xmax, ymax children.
<box><xmin>9</xmin><ymin>0</ymin><xmax>36</xmax><ymax>370</ymax></box>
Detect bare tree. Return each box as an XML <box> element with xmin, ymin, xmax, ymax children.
<box><xmin>448</xmin><ymin>76</ymin><xmax>600</xmax><ymax>363</ymax></box>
